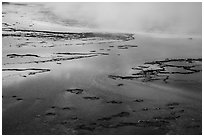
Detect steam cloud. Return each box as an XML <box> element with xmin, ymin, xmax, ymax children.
<box><xmin>43</xmin><ymin>2</ymin><xmax>201</xmax><ymax>35</ymax></box>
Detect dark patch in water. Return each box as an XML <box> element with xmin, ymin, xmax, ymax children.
<box><xmin>117</xmin><ymin>83</ymin><xmax>124</xmax><ymax>86</ymax></box>
<box><xmin>66</xmin><ymin>88</ymin><xmax>84</xmax><ymax>94</ymax></box>
<box><xmin>83</xmin><ymin>96</ymin><xmax>100</xmax><ymax>100</ymax></box>
<box><xmin>76</xmin><ymin>124</ymin><xmax>95</xmax><ymax>131</ymax></box>
<box><xmin>99</xmin><ymin>119</ymin><xmax>169</xmax><ymax>129</ymax></box>
<box><xmin>2</xmin><ymin>2</ymin><xmax>10</xmax><ymax>5</ymax></box>
<box><xmin>118</xmin><ymin>45</ymin><xmax>138</xmax><ymax>49</ymax></box>
<box><xmin>166</xmin><ymin>102</ymin><xmax>179</xmax><ymax>107</ymax></box>
<box><xmin>16</xmin><ymin>98</ymin><xmax>23</xmax><ymax>101</ymax></box>
<box><xmin>62</xmin><ymin>107</ymin><xmax>72</xmax><ymax>110</ymax></box>
<box><xmin>98</xmin><ymin>111</ymin><xmax>130</xmax><ymax>121</ymax></box>
<box><xmin>153</xmin><ymin>107</ymin><xmax>161</xmax><ymax>110</ymax></box>
<box><xmin>187</xmin><ymin>125</ymin><xmax>200</xmax><ymax>128</ymax></box>
<box><xmin>90</xmin><ymin>50</ymin><xmax>96</xmax><ymax>52</ymax></box>
<box><xmin>106</xmin><ymin>100</ymin><xmax>123</xmax><ymax>104</ymax></box>
<box><xmin>134</xmin><ymin>99</ymin><xmax>144</xmax><ymax>102</ymax></box>
<box><xmin>45</xmin><ymin>112</ymin><xmax>56</xmax><ymax>116</ymax></box>
<box><xmin>153</xmin><ymin>115</ymin><xmax>180</xmax><ymax>121</ymax></box>
<box><xmin>142</xmin><ymin>108</ymin><xmax>149</xmax><ymax>111</ymax></box>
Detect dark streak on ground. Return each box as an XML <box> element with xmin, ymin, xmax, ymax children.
<box><xmin>118</xmin><ymin>45</ymin><xmax>138</xmax><ymax>49</ymax></box>
<box><xmin>2</xmin><ymin>28</ymin><xmax>135</xmax><ymax>41</ymax></box>
<box><xmin>55</xmin><ymin>52</ymin><xmax>109</xmax><ymax>56</ymax></box>
<box><xmin>83</xmin><ymin>96</ymin><xmax>100</xmax><ymax>100</ymax></box>
<box><xmin>2</xmin><ymin>68</ymin><xmax>51</xmax><ymax>75</ymax></box>
<box><xmin>109</xmin><ymin>58</ymin><xmax>202</xmax><ymax>82</ymax></box>
<box><xmin>7</xmin><ymin>53</ymin><xmax>40</xmax><ymax>58</ymax></box>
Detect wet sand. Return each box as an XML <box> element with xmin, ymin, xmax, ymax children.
<box><xmin>2</xmin><ymin>3</ymin><xmax>202</xmax><ymax>135</ymax></box>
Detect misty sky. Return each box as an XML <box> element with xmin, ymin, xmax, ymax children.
<box><xmin>43</xmin><ymin>2</ymin><xmax>201</xmax><ymax>35</ymax></box>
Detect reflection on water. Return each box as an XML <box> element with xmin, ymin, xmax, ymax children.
<box><xmin>2</xmin><ymin>2</ymin><xmax>202</xmax><ymax>134</ymax></box>
<box><xmin>2</xmin><ymin>34</ymin><xmax>202</xmax><ymax>135</ymax></box>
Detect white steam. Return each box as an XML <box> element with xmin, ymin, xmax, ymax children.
<box><xmin>43</xmin><ymin>2</ymin><xmax>201</xmax><ymax>35</ymax></box>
